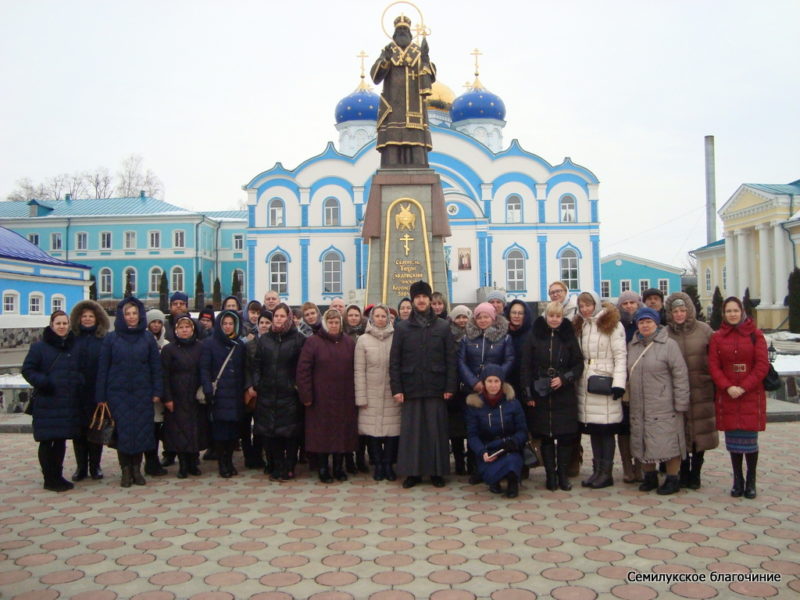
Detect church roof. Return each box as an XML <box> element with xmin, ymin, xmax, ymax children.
<box><xmin>745</xmin><ymin>181</ymin><xmax>800</xmax><ymax>196</ymax></box>
<box><xmin>0</xmin><ymin>196</ymin><xmax>192</xmax><ymax>218</ymax></box>
<box><xmin>0</xmin><ymin>226</ymin><xmax>89</xmax><ymax>268</ymax></box>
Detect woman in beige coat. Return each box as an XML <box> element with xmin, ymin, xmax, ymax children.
<box><xmin>354</xmin><ymin>304</ymin><xmax>401</xmax><ymax>481</ymax></box>
<box><xmin>574</xmin><ymin>290</ymin><xmax>627</xmax><ymax>488</ymax></box>
<box><xmin>628</xmin><ymin>307</ymin><xmax>690</xmax><ymax>495</ymax></box>
<box><xmin>665</xmin><ymin>292</ymin><xmax>718</xmax><ymax>489</ymax></box>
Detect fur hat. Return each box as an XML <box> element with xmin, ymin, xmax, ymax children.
<box><xmin>473</xmin><ymin>302</ymin><xmax>496</xmax><ymax>320</ymax></box>
<box><xmin>450</xmin><ymin>305</ymin><xmax>473</xmax><ymax>320</ymax></box>
<box><xmin>409</xmin><ymin>280</ymin><xmax>432</xmax><ymax>299</ymax></box>
<box><xmin>146</xmin><ymin>308</ymin><xmax>165</xmax><ymax>324</ymax></box>
<box><xmin>617</xmin><ymin>291</ymin><xmax>642</xmax><ymax>306</ymax></box>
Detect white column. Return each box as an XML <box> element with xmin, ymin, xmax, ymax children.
<box><xmin>756</xmin><ymin>224</ymin><xmax>773</xmax><ymax>306</ymax></box>
<box><xmin>725</xmin><ymin>230</ymin><xmax>737</xmax><ymax>297</ymax></box>
<box><xmin>735</xmin><ymin>229</ymin><xmax>750</xmax><ymax>298</ymax></box>
<box><xmin>773</xmin><ymin>221</ymin><xmax>790</xmax><ymax>306</ymax></box>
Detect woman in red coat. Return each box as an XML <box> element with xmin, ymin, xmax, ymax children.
<box><xmin>708</xmin><ymin>297</ymin><xmax>769</xmax><ymax>499</ymax></box>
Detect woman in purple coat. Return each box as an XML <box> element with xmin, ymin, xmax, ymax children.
<box><xmin>297</xmin><ymin>309</ymin><xmax>358</xmax><ymax>483</ymax></box>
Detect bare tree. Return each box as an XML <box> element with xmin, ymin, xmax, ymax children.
<box><xmin>116</xmin><ymin>154</ymin><xmax>163</xmax><ymax>199</ymax></box>
<box><xmin>65</xmin><ymin>171</ymin><xmax>89</xmax><ymax>199</ymax></box>
<box><xmin>86</xmin><ymin>167</ymin><xmax>114</xmax><ymax>198</ymax></box>
<box><xmin>6</xmin><ymin>177</ymin><xmax>47</xmax><ymax>202</ymax></box>
<box><xmin>43</xmin><ymin>174</ymin><xmax>68</xmax><ymax>201</ymax></box>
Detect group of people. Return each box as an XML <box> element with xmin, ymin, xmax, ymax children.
<box><xmin>23</xmin><ymin>281</ymin><xmax>770</xmax><ymax>501</ymax></box>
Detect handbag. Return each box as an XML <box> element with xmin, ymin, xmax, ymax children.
<box><xmin>763</xmin><ymin>364</ymin><xmax>781</xmax><ymax>392</ymax></box>
<box><xmin>587</xmin><ymin>375</ymin><xmax>613</xmax><ymax>396</ymax></box>
<box><xmin>523</xmin><ymin>435</ymin><xmax>543</xmax><ymax>468</ymax></box>
<box><xmin>533</xmin><ymin>377</ymin><xmax>551</xmax><ymax>398</ymax></box>
<box><xmin>87</xmin><ymin>402</ymin><xmax>116</xmax><ymax>447</ymax></box>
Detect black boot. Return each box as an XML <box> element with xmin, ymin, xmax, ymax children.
<box><xmin>452</xmin><ymin>437</ymin><xmax>467</xmax><ymax>475</ymax></box>
<box><xmin>42</xmin><ymin>441</ymin><xmax>72</xmax><ymax>492</ymax></box>
<box><xmin>658</xmin><ymin>474</ymin><xmax>680</xmax><ymax>495</ymax></box>
<box><xmin>144</xmin><ymin>449</ymin><xmax>167</xmax><ymax>476</ymax></box>
<box><xmin>88</xmin><ymin>442</ymin><xmax>104</xmax><ymax>480</ymax></box>
<box><xmin>744</xmin><ymin>452</ymin><xmax>758</xmax><ymax>499</ymax></box>
<box><xmin>590</xmin><ymin>435</ymin><xmax>615</xmax><ymax>489</ymax></box>
<box><xmin>688</xmin><ymin>451</ymin><xmax>704</xmax><ymax>490</ymax></box>
<box><xmin>541</xmin><ymin>443</ymin><xmax>557</xmax><ymax>491</ymax></box>
<box><xmin>356</xmin><ymin>436</ymin><xmax>370</xmax><ymax>473</ymax></box>
<box><xmin>72</xmin><ymin>438</ymin><xmax>89</xmax><ymax>482</ymax></box>
<box><xmin>384</xmin><ymin>437</ymin><xmax>399</xmax><ymax>481</ymax></box>
<box><xmin>679</xmin><ymin>459</ymin><xmax>690</xmax><ymax>488</ymax></box>
<box><xmin>161</xmin><ymin>451</ymin><xmax>176</xmax><ymax>467</ymax></box>
<box><xmin>177</xmin><ymin>454</ymin><xmax>189</xmax><ymax>479</ymax></box>
<box><xmin>505</xmin><ymin>472</ymin><xmax>519</xmax><ymax>498</ymax></box>
<box><xmin>369</xmin><ymin>439</ymin><xmax>384</xmax><ymax>481</ymax></box>
<box><xmin>228</xmin><ymin>441</ymin><xmax>238</xmax><ymax>476</ymax></box>
<box><xmin>567</xmin><ymin>440</ymin><xmax>583</xmax><ymax>478</ymax></box>
<box><xmin>118</xmin><ymin>452</ymin><xmax>133</xmax><ymax>488</ymax></box>
<box><xmin>556</xmin><ymin>443</ymin><xmax>573</xmax><ymax>491</ymax></box>
<box><xmin>187</xmin><ymin>453</ymin><xmax>202</xmax><ymax>476</ymax></box>
<box><xmin>217</xmin><ymin>442</ymin><xmax>231</xmax><ymax>478</ymax></box>
<box><xmin>344</xmin><ymin>453</ymin><xmax>357</xmax><ymax>475</ymax></box>
<box><xmin>132</xmin><ymin>453</ymin><xmax>146</xmax><ymax>485</ymax></box>
<box><xmin>639</xmin><ymin>470</ymin><xmax>658</xmax><ymax>492</ymax></box>
<box><xmin>730</xmin><ymin>452</ymin><xmax>744</xmax><ymax>497</ymax></box>
<box><xmin>318</xmin><ymin>454</ymin><xmax>333</xmax><ymax>483</ymax></box>
<box><xmin>581</xmin><ymin>459</ymin><xmax>599</xmax><ymax>488</ymax></box>
<box><xmin>333</xmin><ymin>453</ymin><xmax>348</xmax><ymax>481</ymax></box>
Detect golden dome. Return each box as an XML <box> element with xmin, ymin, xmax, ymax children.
<box><xmin>426</xmin><ymin>81</ymin><xmax>455</xmax><ymax>111</ymax></box>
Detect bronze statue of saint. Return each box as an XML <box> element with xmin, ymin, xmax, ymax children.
<box><xmin>371</xmin><ymin>15</ymin><xmax>436</xmax><ymax>168</ymax></box>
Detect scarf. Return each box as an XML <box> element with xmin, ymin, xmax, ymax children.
<box><xmin>485</xmin><ymin>389</ymin><xmax>504</xmax><ymax>409</ymax></box>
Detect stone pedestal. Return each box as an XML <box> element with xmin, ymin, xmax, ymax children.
<box><xmin>361</xmin><ymin>169</ymin><xmax>451</xmax><ymax>307</ymax></box>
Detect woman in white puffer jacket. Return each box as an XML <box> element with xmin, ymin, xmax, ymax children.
<box><xmin>573</xmin><ymin>290</ymin><xmax>627</xmax><ymax>489</ymax></box>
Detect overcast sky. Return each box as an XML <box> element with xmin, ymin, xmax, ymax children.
<box><xmin>2</xmin><ymin>0</ymin><xmax>798</xmax><ymax>268</ymax></box>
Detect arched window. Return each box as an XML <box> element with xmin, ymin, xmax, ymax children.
<box><xmin>124</xmin><ymin>267</ymin><xmax>137</xmax><ymax>294</ymax></box>
<box><xmin>705</xmin><ymin>268</ymin><xmax>711</xmax><ymax>292</ymax></box>
<box><xmin>559</xmin><ymin>249</ymin><xmax>579</xmax><ymax>290</ymax></box>
<box><xmin>506</xmin><ymin>250</ymin><xmax>525</xmax><ymax>291</ymax></box>
<box><xmin>269</xmin><ymin>253</ymin><xmax>288</xmax><ymax>295</ymax></box>
<box><xmin>51</xmin><ymin>295</ymin><xmax>65</xmax><ymax>313</ymax></box>
<box><xmin>150</xmin><ymin>267</ymin><xmax>163</xmax><ymax>293</ymax></box>
<box><xmin>322</xmin><ymin>251</ymin><xmax>342</xmax><ymax>294</ymax></box>
<box><xmin>560</xmin><ymin>195</ymin><xmax>576</xmax><ymax>223</ymax></box>
<box><xmin>506</xmin><ymin>195</ymin><xmax>521</xmax><ymax>224</ymax></box>
<box><xmin>28</xmin><ymin>292</ymin><xmax>44</xmax><ymax>315</ymax></box>
<box><xmin>234</xmin><ymin>269</ymin><xmax>245</xmax><ymax>292</ymax></box>
<box><xmin>171</xmin><ymin>267</ymin><xmax>184</xmax><ymax>292</ymax></box>
<box><xmin>324</xmin><ymin>198</ymin><xmax>340</xmax><ymax>226</ymax></box>
<box><xmin>268</xmin><ymin>198</ymin><xmax>285</xmax><ymax>227</ymax></box>
<box><xmin>99</xmin><ymin>268</ymin><xmax>112</xmax><ymax>294</ymax></box>
<box><xmin>2</xmin><ymin>291</ymin><xmax>20</xmax><ymax>314</ymax></box>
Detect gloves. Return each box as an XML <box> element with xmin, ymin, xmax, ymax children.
<box><xmin>503</xmin><ymin>437</ymin><xmax>519</xmax><ymax>453</ymax></box>
<box><xmin>612</xmin><ymin>387</ymin><xmax>625</xmax><ymax>400</ymax></box>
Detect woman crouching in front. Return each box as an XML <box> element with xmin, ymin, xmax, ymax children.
<box><xmin>465</xmin><ymin>365</ymin><xmax>528</xmax><ymax>498</ymax></box>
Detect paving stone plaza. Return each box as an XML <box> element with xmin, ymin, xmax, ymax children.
<box><xmin>0</xmin><ymin>424</ymin><xmax>798</xmax><ymax>600</ymax></box>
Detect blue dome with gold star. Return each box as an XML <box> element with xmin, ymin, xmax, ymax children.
<box><xmin>451</xmin><ymin>79</ymin><xmax>506</xmax><ymax>123</ymax></box>
<box><xmin>335</xmin><ymin>86</ymin><xmax>379</xmax><ymax>124</ymax></box>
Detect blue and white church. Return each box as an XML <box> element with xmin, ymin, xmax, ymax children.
<box><xmin>244</xmin><ymin>64</ymin><xmax>601</xmax><ymax>305</ymax></box>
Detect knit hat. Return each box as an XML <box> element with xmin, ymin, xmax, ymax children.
<box><xmin>642</xmin><ymin>288</ymin><xmax>664</xmax><ymax>301</ymax></box>
<box><xmin>409</xmin><ymin>280</ymin><xmax>432</xmax><ymax>299</ymax></box>
<box><xmin>634</xmin><ymin>307</ymin><xmax>660</xmax><ymax>323</ymax></box>
<box><xmin>198</xmin><ymin>306</ymin><xmax>215</xmax><ymax>321</ymax></box>
<box><xmin>170</xmin><ymin>292</ymin><xmax>189</xmax><ymax>304</ymax></box>
<box><xmin>174</xmin><ymin>313</ymin><xmax>195</xmax><ymax>330</ymax></box>
<box><xmin>473</xmin><ymin>302</ymin><xmax>496</xmax><ymax>320</ymax></box>
<box><xmin>617</xmin><ymin>291</ymin><xmax>642</xmax><ymax>306</ymax></box>
<box><xmin>146</xmin><ymin>308</ymin><xmax>165</xmax><ymax>324</ymax></box>
<box><xmin>486</xmin><ymin>290</ymin><xmax>506</xmax><ymax>303</ymax></box>
<box><xmin>450</xmin><ymin>305</ymin><xmax>473</xmax><ymax>320</ymax></box>
<box><xmin>481</xmin><ymin>364</ymin><xmax>505</xmax><ymax>384</ymax></box>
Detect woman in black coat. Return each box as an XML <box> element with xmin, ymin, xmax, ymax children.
<box><xmin>201</xmin><ymin>310</ymin><xmax>246</xmax><ymax>478</ymax></box>
<box><xmin>246</xmin><ymin>303</ymin><xmax>305</xmax><ymax>481</ymax></box>
<box><xmin>520</xmin><ymin>301</ymin><xmax>584</xmax><ymax>491</ymax></box>
<box><xmin>68</xmin><ymin>299</ymin><xmax>109</xmax><ymax>481</ymax></box>
<box><xmin>22</xmin><ymin>310</ymin><xmax>82</xmax><ymax>492</ymax></box>
<box><xmin>96</xmin><ymin>297</ymin><xmax>163</xmax><ymax>487</ymax></box>
<box><xmin>161</xmin><ymin>314</ymin><xmax>209</xmax><ymax>478</ymax></box>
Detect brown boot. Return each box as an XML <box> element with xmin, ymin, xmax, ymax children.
<box><xmin>567</xmin><ymin>442</ymin><xmax>583</xmax><ymax>478</ymax></box>
<box><xmin>617</xmin><ymin>434</ymin><xmax>637</xmax><ymax>483</ymax></box>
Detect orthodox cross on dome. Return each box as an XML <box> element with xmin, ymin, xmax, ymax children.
<box><xmin>470</xmin><ymin>48</ymin><xmax>484</xmax><ymax>90</ymax></box>
<box><xmin>357</xmin><ymin>50</ymin><xmax>370</xmax><ymax>90</ymax></box>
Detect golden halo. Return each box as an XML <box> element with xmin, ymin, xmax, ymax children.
<box><xmin>381</xmin><ymin>1</ymin><xmax>429</xmax><ymax>41</ymax></box>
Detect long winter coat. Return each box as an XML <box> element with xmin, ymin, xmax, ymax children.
<box><xmin>161</xmin><ymin>334</ymin><xmax>208</xmax><ymax>453</ymax></box>
<box><xmin>95</xmin><ymin>298</ymin><xmax>163</xmax><ymax>454</ymax></box>
<box><xmin>665</xmin><ymin>292</ymin><xmax>718</xmax><ymax>451</ymax></box>
<box><xmin>574</xmin><ymin>302</ymin><xmax>627</xmax><ymax>425</ymax></box>
<box><xmin>200</xmin><ymin>311</ymin><xmax>246</xmax><ymax>424</ymax></box>
<box><xmin>22</xmin><ymin>327</ymin><xmax>82</xmax><ymax>442</ymax></box>
<box><xmin>355</xmin><ymin>320</ymin><xmax>400</xmax><ymax>437</ymax></box>
<box><xmin>708</xmin><ymin>317</ymin><xmax>769</xmax><ymax>432</ymax></box>
<box><xmin>457</xmin><ymin>316</ymin><xmax>515</xmax><ymax>391</ymax></box>
<box><xmin>69</xmin><ymin>299</ymin><xmax>109</xmax><ymax>426</ymax></box>
<box><xmin>246</xmin><ymin>322</ymin><xmax>305</xmax><ymax>439</ymax></box>
<box><xmin>465</xmin><ymin>384</ymin><xmax>529</xmax><ymax>484</ymax></box>
<box><xmin>297</xmin><ymin>327</ymin><xmax>358</xmax><ymax>453</ymax></box>
<box><xmin>520</xmin><ymin>317</ymin><xmax>584</xmax><ymax>438</ymax></box>
<box><xmin>504</xmin><ymin>299</ymin><xmax>533</xmax><ymax>396</ymax></box>
<box><xmin>390</xmin><ymin>310</ymin><xmax>458</xmax><ymax>400</ymax></box>
<box><xmin>627</xmin><ymin>327</ymin><xmax>690</xmax><ymax>462</ymax></box>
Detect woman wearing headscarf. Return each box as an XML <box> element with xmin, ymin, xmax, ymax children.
<box><xmin>68</xmin><ymin>300</ymin><xmax>109</xmax><ymax>481</ymax></box>
<box><xmin>354</xmin><ymin>304</ymin><xmax>400</xmax><ymax>481</ymax></box>
<box><xmin>627</xmin><ymin>306</ymin><xmax>690</xmax><ymax>495</ymax></box>
<box><xmin>343</xmin><ymin>304</ymin><xmax>369</xmax><ymax>473</ymax></box>
<box><xmin>22</xmin><ymin>310</ymin><xmax>82</xmax><ymax>491</ymax></box>
<box><xmin>708</xmin><ymin>296</ymin><xmax>769</xmax><ymax>499</ymax></box>
<box><xmin>665</xmin><ymin>292</ymin><xmax>718</xmax><ymax>489</ymax></box>
<box><xmin>448</xmin><ymin>305</ymin><xmax>474</xmax><ymax>477</ymax></box>
<box><xmin>616</xmin><ymin>291</ymin><xmax>644</xmax><ymax>483</ymax></box>
<box><xmin>297</xmin><ymin>308</ymin><xmax>358</xmax><ymax>482</ymax></box>
<box><xmin>465</xmin><ymin>365</ymin><xmax>528</xmax><ymax>498</ymax></box>
<box><xmin>96</xmin><ymin>297</ymin><xmax>163</xmax><ymax>487</ymax></box>
<box><xmin>246</xmin><ymin>303</ymin><xmax>305</xmax><ymax>481</ymax></box>
<box><xmin>396</xmin><ymin>297</ymin><xmax>412</xmax><ymax>322</ymax></box>
<box><xmin>297</xmin><ymin>301</ymin><xmax>322</xmax><ymax>338</ymax></box>
<box><xmin>200</xmin><ymin>310</ymin><xmax>246</xmax><ymax>478</ymax></box>
<box><xmin>161</xmin><ymin>314</ymin><xmax>209</xmax><ymax>478</ymax></box>
<box><xmin>520</xmin><ymin>301</ymin><xmax>583</xmax><ymax>491</ymax></box>
<box><xmin>573</xmin><ymin>290</ymin><xmax>627</xmax><ymax>488</ymax></box>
